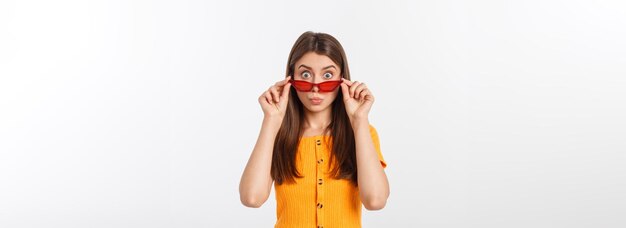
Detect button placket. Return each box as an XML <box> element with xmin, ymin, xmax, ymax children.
<box><xmin>315</xmin><ymin>136</ymin><xmax>325</xmax><ymax>227</ymax></box>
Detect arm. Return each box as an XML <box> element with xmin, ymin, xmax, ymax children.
<box><xmin>240</xmin><ymin>76</ymin><xmax>291</xmax><ymax>208</ymax></box>
<box><xmin>352</xmin><ymin>118</ymin><xmax>390</xmax><ymax>210</ymax></box>
<box><xmin>238</xmin><ymin>116</ymin><xmax>282</xmax><ymax>208</ymax></box>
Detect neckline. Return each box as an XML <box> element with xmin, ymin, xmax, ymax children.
<box><xmin>301</xmin><ymin>134</ymin><xmax>331</xmax><ymax>139</ymax></box>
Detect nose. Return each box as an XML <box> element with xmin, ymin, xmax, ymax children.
<box><xmin>310</xmin><ymin>77</ymin><xmax>320</xmax><ymax>92</ymax></box>
<box><xmin>311</xmin><ymin>84</ymin><xmax>319</xmax><ymax>92</ymax></box>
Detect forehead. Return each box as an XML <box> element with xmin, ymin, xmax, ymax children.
<box><xmin>295</xmin><ymin>52</ymin><xmax>338</xmax><ymax>70</ymax></box>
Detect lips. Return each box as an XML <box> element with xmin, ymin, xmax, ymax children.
<box><xmin>310</xmin><ymin>97</ymin><xmax>323</xmax><ymax>104</ymax></box>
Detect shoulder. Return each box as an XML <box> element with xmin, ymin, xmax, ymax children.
<box><xmin>367</xmin><ymin>124</ymin><xmax>381</xmax><ymax>141</ymax></box>
<box><xmin>368</xmin><ymin>124</ymin><xmax>378</xmax><ymax>135</ymax></box>
<box><xmin>367</xmin><ymin>123</ymin><xmax>387</xmax><ymax>168</ymax></box>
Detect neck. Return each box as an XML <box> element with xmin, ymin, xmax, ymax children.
<box><xmin>303</xmin><ymin>107</ymin><xmax>332</xmax><ymax>130</ymax></box>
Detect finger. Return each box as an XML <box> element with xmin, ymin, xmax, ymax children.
<box><xmin>354</xmin><ymin>83</ymin><xmax>367</xmax><ymax>99</ymax></box>
<box><xmin>364</xmin><ymin>91</ymin><xmax>375</xmax><ymax>103</ymax></box>
<box><xmin>340</xmin><ymin>82</ymin><xmax>350</xmax><ymax>100</ymax></box>
<box><xmin>280</xmin><ymin>82</ymin><xmax>291</xmax><ymax>100</ymax></box>
<box><xmin>259</xmin><ymin>95</ymin><xmax>268</xmax><ymax>105</ymax></box>
<box><xmin>366</xmin><ymin>93</ymin><xmax>374</xmax><ymax>102</ymax></box>
<box><xmin>355</xmin><ymin>87</ymin><xmax>363</xmax><ymax>100</ymax></box>
<box><xmin>280</xmin><ymin>76</ymin><xmax>292</xmax><ymax>92</ymax></box>
<box><xmin>269</xmin><ymin>86</ymin><xmax>280</xmax><ymax>103</ymax></box>
<box><xmin>341</xmin><ymin>78</ymin><xmax>353</xmax><ymax>86</ymax></box>
<box><xmin>275</xmin><ymin>76</ymin><xmax>291</xmax><ymax>86</ymax></box>
<box><xmin>354</xmin><ymin>86</ymin><xmax>361</xmax><ymax>99</ymax></box>
<box><xmin>357</xmin><ymin>88</ymin><xmax>369</xmax><ymax>100</ymax></box>
<box><xmin>349</xmin><ymin>81</ymin><xmax>361</xmax><ymax>98</ymax></box>
<box><xmin>264</xmin><ymin>91</ymin><xmax>273</xmax><ymax>104</ymax></box>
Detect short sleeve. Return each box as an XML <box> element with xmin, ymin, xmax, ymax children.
<box><xmin>369</xmin><ymin>124</ymin><xmax>387</xmax><ymax>169</ymax></box>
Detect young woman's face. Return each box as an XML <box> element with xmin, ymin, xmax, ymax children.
<box><xmin>292</xmin><ymin>52</ymin><xmax>342</xmax><ymax>113</ymax></box>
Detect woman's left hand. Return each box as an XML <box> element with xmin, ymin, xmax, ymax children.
<box><xmin>340</xmin><ymin>78</ymin><xmax>374</xmax><ymax>122</ymax></box>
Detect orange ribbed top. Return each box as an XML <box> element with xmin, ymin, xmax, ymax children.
<box><xmin>274</xmin><ymin>124</ymin><xmax>387</xmax><ymax>228</ymax></box>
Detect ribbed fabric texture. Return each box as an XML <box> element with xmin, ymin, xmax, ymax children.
<box><xmin>274</xmin><ymin>124</ymin><xmax>387</xmax><ymax>228</ymax></box>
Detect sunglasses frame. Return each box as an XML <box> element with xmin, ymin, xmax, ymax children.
<box><xmin>289</xmin><ymin>79</ymin><xmax>343</xmax><ymax>92</ymax></box>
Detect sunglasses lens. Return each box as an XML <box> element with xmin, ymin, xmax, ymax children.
<box><xmin>289</xmin><ymin>80</ymin><xmax>341</xmax><ymax>92</ymax></box>
<box><xmin>318</xmin><ymin>81</ymin><xmax>341</xmax><ymax>92</ymax></box>
<box><xmin>291</xmin><ymin>80</ymin><xmax>313</xmax><ymax>92</ymax></box>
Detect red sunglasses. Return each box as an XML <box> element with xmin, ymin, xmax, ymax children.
<box><xmin>289</xmin><ymin>79</ymin><xmax>342</xmax><ymax>92</ymax></box>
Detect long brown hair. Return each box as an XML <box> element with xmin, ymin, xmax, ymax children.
<box><xmin>271</xmin><ymin>31</ymin><xmax>358</xmax><ymax>186</ymax></box>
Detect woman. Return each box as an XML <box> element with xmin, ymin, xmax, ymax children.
<box><xmin>239</xmin><ymin>31</ymin><xmax>389</xmax><ymax>228</ymax></box>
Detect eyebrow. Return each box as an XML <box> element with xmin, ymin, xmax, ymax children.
<box><xmin>298</xmin><ymin>64</ymin><xmax>337</xmax><ymax>70</ymax></box>
<box><xmin>298</xmin><ymin>64</ymin><xmax>312</xmax><ymax>70</ymax></box>
<box><xmin>322</xmin><ymin>65</ymin><xmax>337</xmax><ymax>70</ymax></box>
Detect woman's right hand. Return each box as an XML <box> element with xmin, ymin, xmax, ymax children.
<box><xmin>258</xmin><ymin>76</ymin><xmax>292</xmax><ymax>119</ymax></box>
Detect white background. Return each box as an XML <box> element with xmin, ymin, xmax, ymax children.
<box><xmin>1</xmin><ymin>0</ymin><xmax>625</xmax><ymax>227</ymax></box>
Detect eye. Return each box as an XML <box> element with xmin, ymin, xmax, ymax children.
<box><xmin>301</xmin><ymin>71</ymin><xmax>311</xmax><ymax>78</ymax></box>
<box><xmin>323</xmin><ymin>72</ymin><xmax>333</xmax><ymax>79</ymax></box>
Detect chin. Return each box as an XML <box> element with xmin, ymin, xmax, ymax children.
<box><xmin>305</xmin><ymin>103</ymin><xmax>330</xmax><ymax>112</ymax></box>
